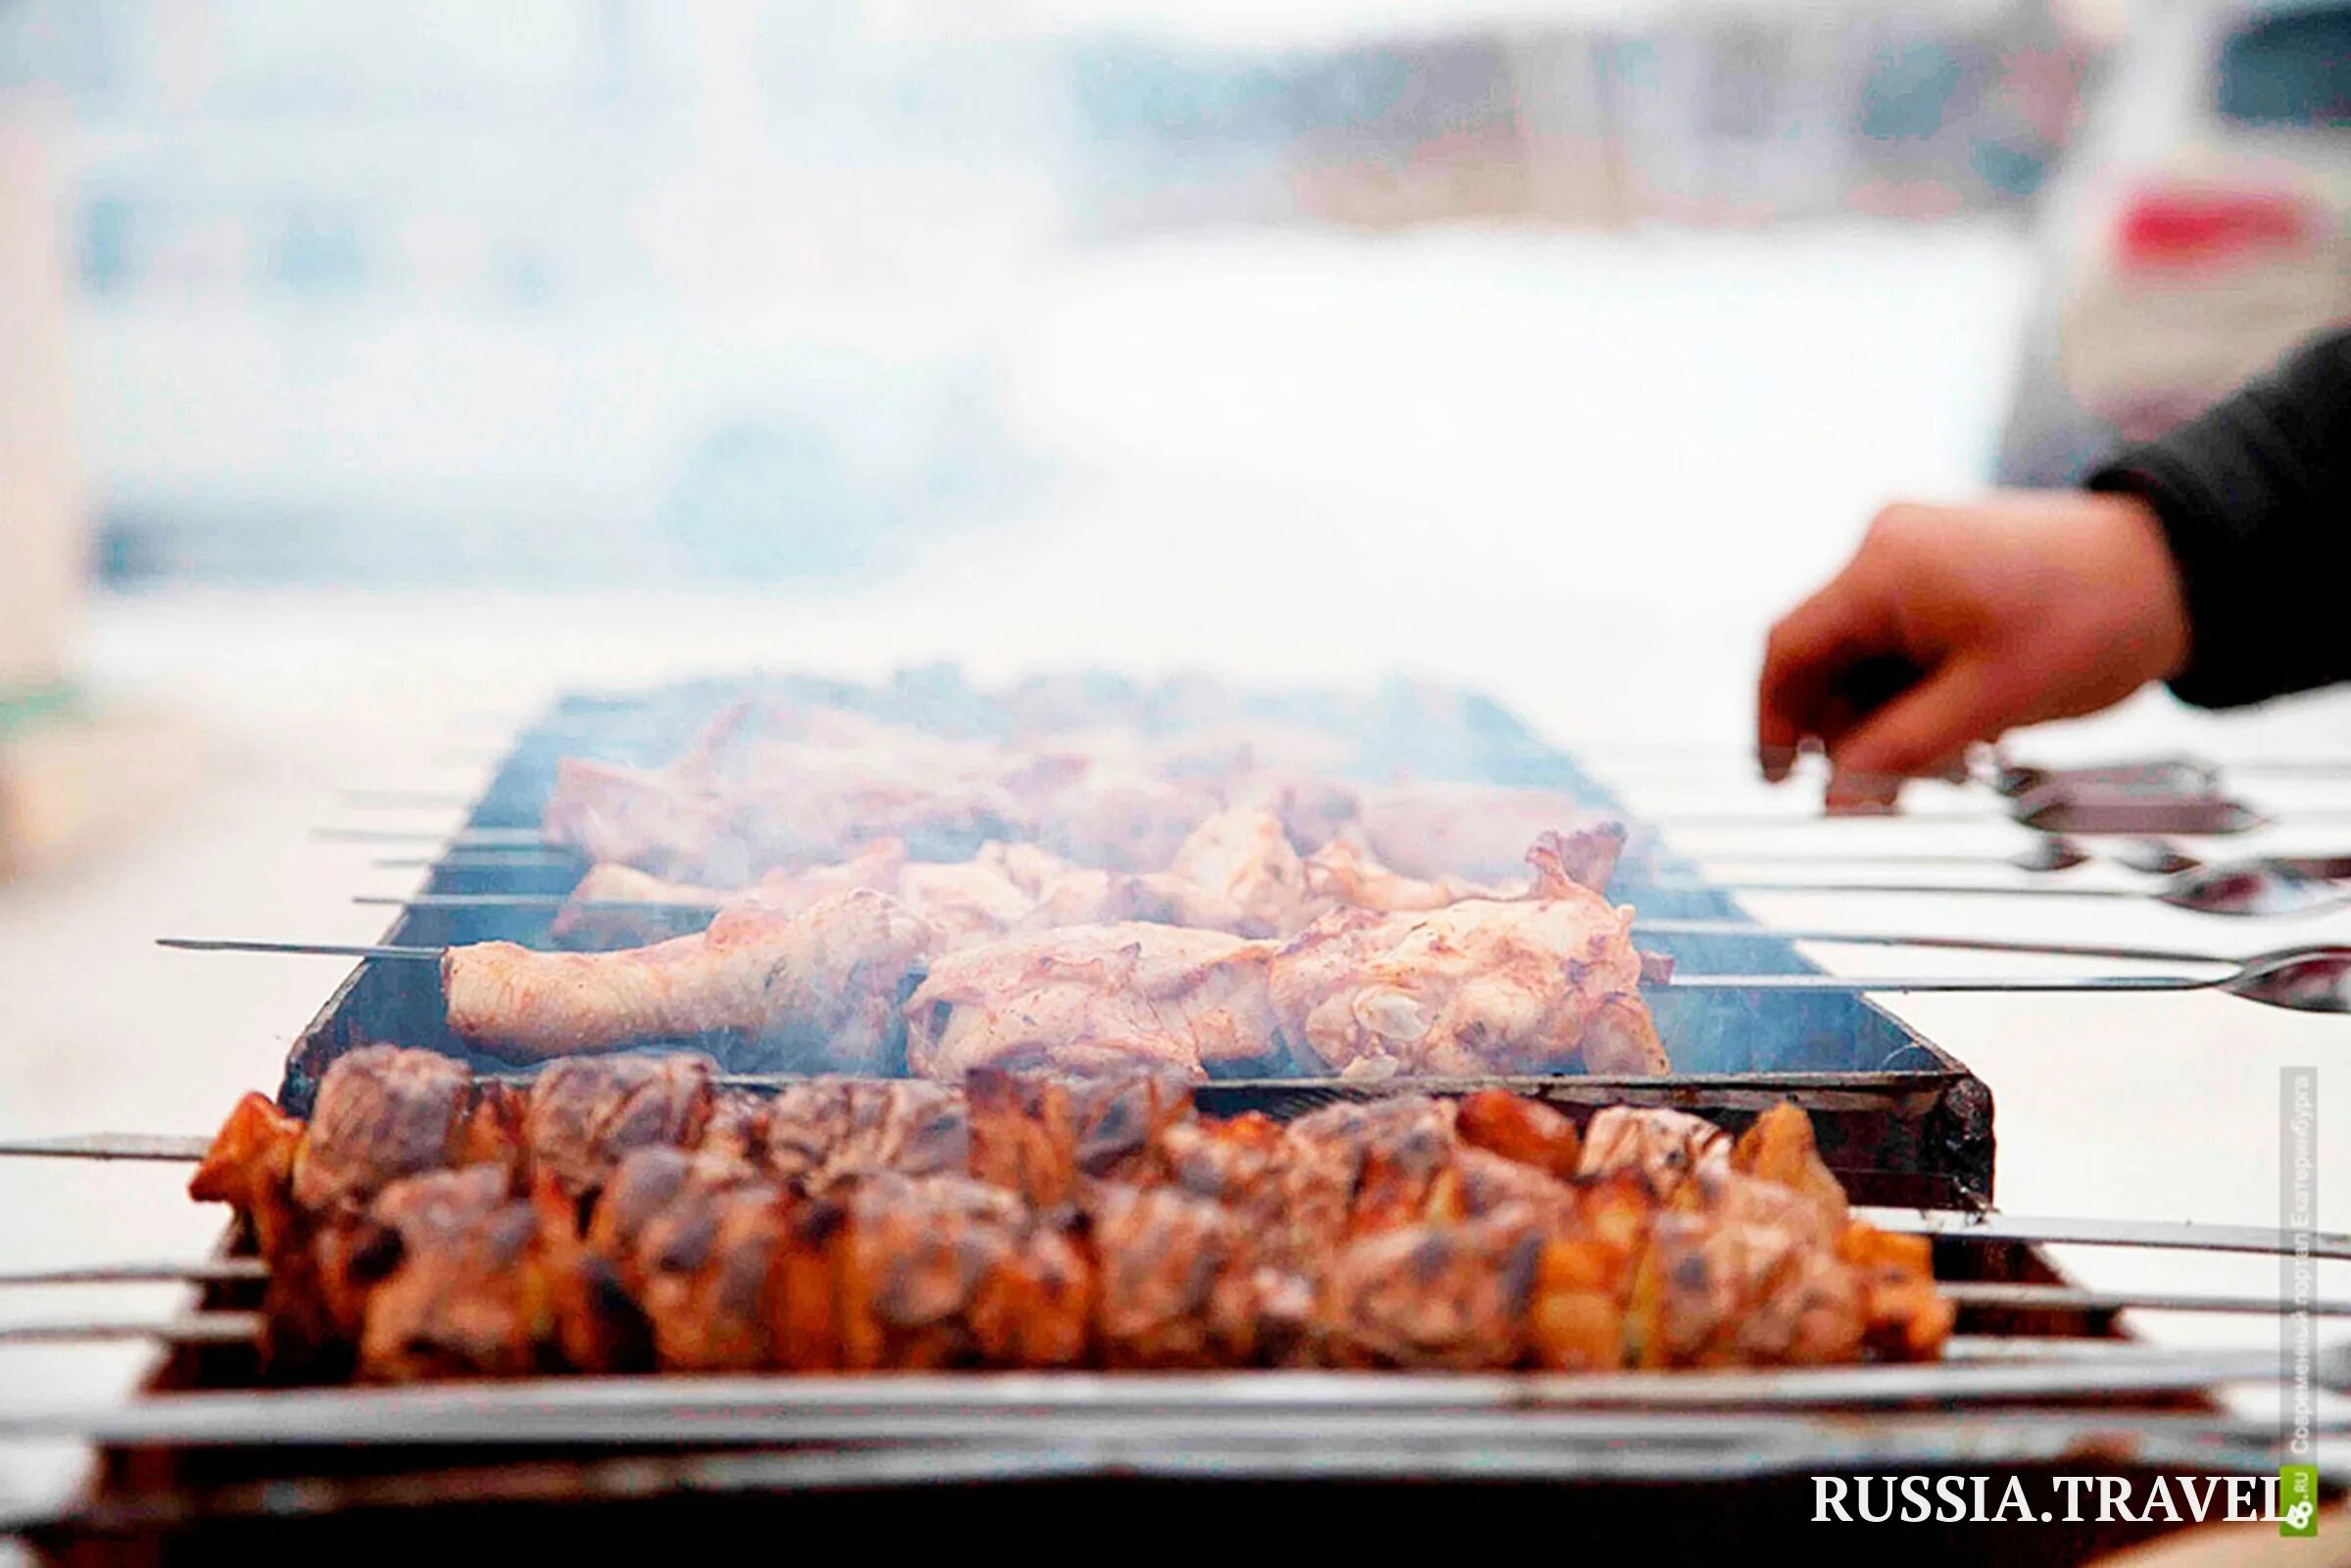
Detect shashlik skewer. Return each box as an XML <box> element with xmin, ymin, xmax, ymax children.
<box><xmin>0</xmin><ymin>1257</ymin><xmax>2328</xmax><ymax>1323</ymax></box>
<box><xmin>154</xmin><ymin>936</ymin><xmax>2236</xmax><ymax>1001</ymax></box>
<box><xmin>7</xmin><ymin>1127</ymin><xmax>2338</xmax><ymax>1258</ymax></box>
<box><xmin>169</xmin><ymin>823</ymin><xmax>1683</xmax><ymax>1076</ymax></box>
<box><xmin>161</xmin><ymin>1049</ymin><xmax>1951</xmax><ymax>1380</ymax></box>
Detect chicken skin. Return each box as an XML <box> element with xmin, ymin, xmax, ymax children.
<box><xmin>445</xmin><ymin>889</ymin><xmax>934</xmax><ymax>1069</ymax></box>
<box><xmin>904</xmin><ymin>923</ymin><xmax>1283</xmax><ymax>1081</ymax></box>
<box><xmin>1267</xmin><ymin>841</ymin><xmax>1668</xmax><ymax>1080</ymax></box>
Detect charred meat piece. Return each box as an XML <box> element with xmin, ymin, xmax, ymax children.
<box><xmin>1086</xmin><ymin>1184</ymin><xmax>1305</xmax><ymax>1368</ymax></box>
<box><xmin>904</xmin><ymin>923</ymin><xmax>1282</xmax><ymax>1081</ymax></box>
<box><xmin>444</xmin><ymin>889</ymin><xmax>934</xmax><ymax>1068</ymax></box>
<box><xmin>521</xmin><ymin>1054</ymin><xmax>716</xmax><ymax>1200</ymax></box>
<box><xmin>1273</xmin><ymin>1096</ymin><xmax>1461</xmax><ymax>1262</ymax></box>
<box><xmin>1524</xmin><ymin>1172</ymin><xmax>1656</xmax><ymax>1372</ymax></box>
<box><xmin>565</xmin><ymin>1144</ymin><xmax>764</xmax><ymax>1371</ymax></box>
<box><xmin>964</xmin><ymin>1066</ymin><xmax>1192</xmax><ymax>1208</ymax></box>
<box><xmin>637</xmin><ymin>1183</ymin><xmax>789</xmax><ymax>1372</ymax></box>
<box><xmin>762</xmin><ymin>1079</ymin><xmax>969</xmax><ymax>1191</ymax></box>
<box><xmin>1316</xmin><ymin>1209</ymin><xmax>1545</xmax><ymax>1370</ymax></box>
<box><xmin>1626</xmin><ymin>1200</ymin><xmax>1864</xmax><ymax>1370</ymax></box>
<box><xmin>831</xmin><ymin>1174</ymin><xmax>1094</xmax><ymax>1371</ymax></box>
<box><xmin>356</xmin><ymin>1166</ymin><xmax>552</xmax><ymax>1382</ymax></box>
<box><xmin>1267</xmin><ymin>843</ymin><xmax>1667</xmax><ymax>1080</ymax></box>
<box><xmin>1578</xmin><ymin>1105</ymin><xmax>1730</xmax><ymax>1198</ymax></box>
<box><xmin>291</xmin><ymin>1047</ymin><xmax>474</xmax><ymax>1215</ymax></box>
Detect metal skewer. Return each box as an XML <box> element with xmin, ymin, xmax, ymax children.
<box><xmin>153</xmin><ymin>935</ymin><xmax>2351</xmax><ymax>1011</ymax></box>
<box><xmin>0</xmin><ymin>1256</ymin><xmax>2323</xmax><ymax>1322</ymax></box>
<box><xmin>136</xmin><ymin>936</ymin><xmax>2222</xmax><ymax>995</ymax></box>
<box><xmin>156</xmin><ymin>939</ymin><xmax>442</xmax><ymax>961</ymax></box>
<box><xmin>1655</xmin><ymin>856</ymin><xmax>2351</xmax><ymax>917</ymax></box>
<box><xmin>2</xmin><ymin>1125</ymin><xmax>2338</xmax><ymax>1263</ymax></box>
<box><xmin>372</xmin><ymin>854</ymin><xmax>582</xmax><ymax>870</ymax></box>
<box><xmin>0</xmin><ymin>1258</ymin><xmax>269</xmax><ymax>1287</ymax></box>
<box><xmin>316</xmin><ymin>828</ymin><xmax>553</xmax><ymax>848</ymax></box>
<box><xmin>0</xmin><ymin>1311</ymin><xmax>266</xmax><ymax>1346</ymax></box>
<box><xmin>354</xmin><ymin>893</ymin><xmax>716</xmax><ymax>913</ymax></box>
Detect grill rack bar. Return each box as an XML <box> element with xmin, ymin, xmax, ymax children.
<box><xmin>0</xmin><ymin>1346</ymin><xmax>2337</xmax><ymax>1445</ymax></box>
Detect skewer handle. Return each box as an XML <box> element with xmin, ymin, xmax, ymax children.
<box><xmin>1656</xmin><ymin>972</ymin><xmax>2211</xmax><ymax>995</ymax></box>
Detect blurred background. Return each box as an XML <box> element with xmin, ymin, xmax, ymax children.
<box><xmin>0</xmin><ymin>0</ymin><xmax>2332</xmax><ymax>598</ymax></box>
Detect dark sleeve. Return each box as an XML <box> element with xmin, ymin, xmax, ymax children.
<box><xmin>2084</xmin><ymin>327</ymin><xmax>2351</xmax><ymax>709</ymax></box>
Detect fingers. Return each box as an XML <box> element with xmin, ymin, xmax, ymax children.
<box><xmin>1824</xmin><ymin>656</ymin><xmax>2018</xmax><ymax>807</ymax></box>
<box><xmin>1755</xmin><ymin>562</ymin><xmax>1903</xmax><ymax>783</ymax></box>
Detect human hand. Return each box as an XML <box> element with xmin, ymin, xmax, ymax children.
<box><xmin>1757</xmin><ymin>492</ymin><xmax>2190</xmax><ymax>807</ymax></box>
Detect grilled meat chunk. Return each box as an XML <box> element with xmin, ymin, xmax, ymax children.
<box><xmin>444</xmin><ymin>889</ymin><xmax>934</xmax><ymax>1068</ymax></box>
<box><xmin>291</xmin><ymin>1047</ymin><xmax>475</xmax><ymax>1215</ymax></box>
<box><xmin>521</xmin><ymin>1054</ymin><xmax>716</xmax><ymax>1200</ymax></box>
<box><xmin>1455</xmin><ymin>1086</ymin><xmax>1582</xmax><ymax>1180</ymax></box>
<box><xmin>1268</xmin><ymin>840</ymin><xmax>1667</xmax><ymax>1080</ymax></box>
<box><xmin>1086</xmin><ymin>1184</ymin><xmax>1307</xmax><ymax>1368</ymax></box>
<box><xmin>1138</xmin><ymin>807</ymin><xmax>1313</xmax><ymax>938</ymax></box>
<box><xmin>1317</xmin><ymin>1209</ymin><xmax>1545</xmax><ymax>1370</ymax></box>
<box><xmin>904</xmin><ymin>923</ymin><xmax>1282</xmax><ymax>1081</ymax></box>
<box><xmin>1578</xmin><ymin>1105</ymin><xmax>1730</xmax><ymax>1198</ymax></box>
<box><xmin>831</xmin><ymin>1174</ymin><xmax>1095</xmax><ymax>1371</ymax></box>
<box><xmin>189</xmin><ymin>1093</ymin><xmax>307</xmax><ymax>1255</ymax></box>
<box><xmin>357</xmin><ymin>1166</ymin><xmax>551</xmax><ymax>1382</ymax></box>
<box><xmin>761</xmin><ymin>1078</ymin><xmax>969</xmax><ymax>1191</ymax></box>
<box><xmin>962</xmin><ymin>1066</ymin><xmax>1192</xmax><ymax>1208</ymax></box>
<box><xmin>1731</xmin><ymin>1101</ymin><xmax>1849</xmax><ymax>1231</ymax></box>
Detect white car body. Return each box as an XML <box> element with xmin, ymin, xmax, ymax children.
<box><xmin>1994</xmin><ymin>0</ymin><xmax>2350</xmax><ymax>484</ymax></box>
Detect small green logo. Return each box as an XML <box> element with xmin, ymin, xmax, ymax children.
<box><xmin>2281</xmin><ymin>1465</ymin><xmax>2320</xmax><ymax>1537</ymax></box>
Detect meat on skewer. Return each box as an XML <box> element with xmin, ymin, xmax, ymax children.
<box><xmin>1268</xmin><ymin>832</ymin><xmax>1669</xmax><ymax>1079</ymax></box>
<box><xmin>444</xmin><ymin>889</ymin><xmax>935</xmax><ymax>1067</ymax></box>
<box><xmin>903</xmin><ymin>923</ymin><xmax>1286</xmax><ymax>1082</ymax></box>
<box><xmin>191</xmin><ymin>1056</ymin><xmax>1948</xmax><ymax>1382</ymax></box>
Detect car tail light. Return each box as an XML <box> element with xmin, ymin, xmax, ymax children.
<box><xmin>2116</xmin><ymin>186</ymin><xmax>2317</xmax><ymax>270</ymax></box>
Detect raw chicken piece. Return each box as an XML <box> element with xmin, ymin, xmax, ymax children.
<box><xmin>1140</xmin><ymin>807</ymin><xmax>1313</xmax><ymax>938</ymax></box>
<box><xmin>903</xmin><ymin>923</ymin><xmax>1283</xmax><ymax>1082</ymax></box>
<box><xmin>1266</xmin><ymin>849</ymin><xmax>1669</xmax><ymax>1080</ymax></box>
<box><xmin>1300</xmin><ymin>833</ymin><xmax>1519</xmax><ymax>916</ymax></box>
<box><xmin>444</xmin><ymin>889</ymin><xmax>934</xmax><ymax>1069</ymax></box>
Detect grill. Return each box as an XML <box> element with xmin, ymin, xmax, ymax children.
<box><xmin>11</xmin><ymin>672</ymin><xmax>2338</xmax><ymax>1562</ymax></box>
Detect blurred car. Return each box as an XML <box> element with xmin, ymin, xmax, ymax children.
<box><xmin>1992</xmin><ymin>0</ymin><xmax>2350</xmax><ymax>487</ymax></box>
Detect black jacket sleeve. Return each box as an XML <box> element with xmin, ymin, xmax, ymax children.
<box><xmin>2084</xmin><ymin>326</ymin><xmax>2351</xmax><ymax>709</ymax></box>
